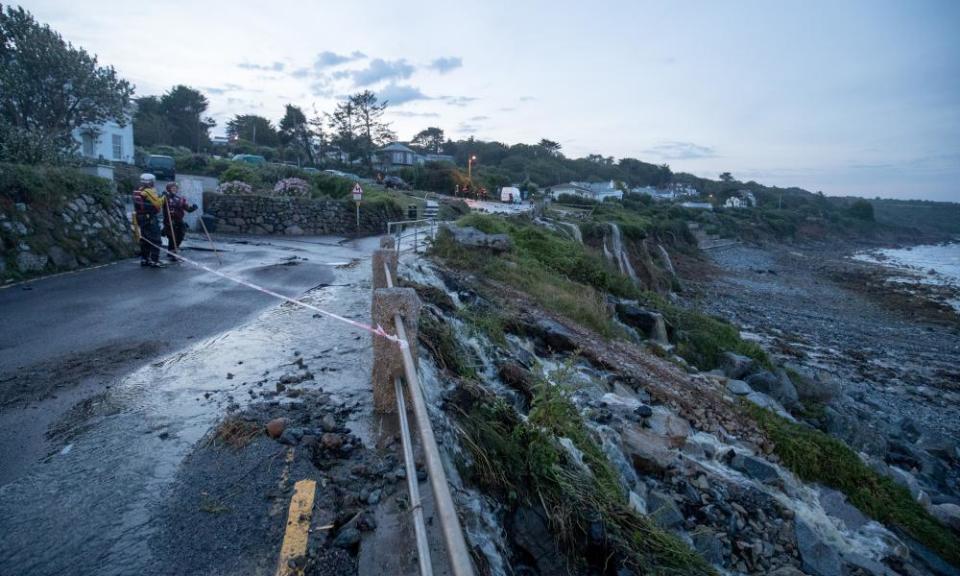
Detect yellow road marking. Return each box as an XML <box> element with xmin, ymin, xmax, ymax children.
<box><xmin>275</xmin><ymin>479</ymin><xmax>317</xmax><ymax>576</ymax></box>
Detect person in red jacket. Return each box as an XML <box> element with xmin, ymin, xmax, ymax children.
<box><xmin>161</xmin><ymin>183</ymin><xmax>198</xmax><ymax>260</ymax></box>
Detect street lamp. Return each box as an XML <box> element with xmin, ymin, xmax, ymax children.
<box><xmin>468</xmin><ymin>155</ymin><xmax>477</xmax><ymax>180</ymax></box>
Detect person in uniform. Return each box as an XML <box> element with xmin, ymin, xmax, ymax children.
<box><xmin>161</xmin><ymin>182</ymin><xmax>198</xmax><ymax>260</ymax></box>
<box><xmin>133</xmin><ymin>173</ymin><xmax>165</xmax><ymax>268</ymax></box>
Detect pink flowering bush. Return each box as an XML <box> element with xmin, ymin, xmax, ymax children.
<box><xmin>217</xmin><ymin>180</ymin><xmax>254</xmax><ymax>195</ymax></box>
<box><xmin>273</xmin><ymin>177</ymin><xmax>311</xmax><ymax>198</ymax></box>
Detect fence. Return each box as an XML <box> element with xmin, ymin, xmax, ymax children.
<box><xmin>370</xmin><ymin>235</ymin><xmax>475</xmax><ymax>576</ymax></box>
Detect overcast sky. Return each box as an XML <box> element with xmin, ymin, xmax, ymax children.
<box><xmin>23</xmin><ymin>0</ymin><xmax>960</xmax><ymax>201</ymax></box>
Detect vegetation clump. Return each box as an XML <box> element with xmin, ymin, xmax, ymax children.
<box><xmin>747</xmin><ymin>405</ymin><xmax>960</xmax><ymax>567</ymax></box>
<box><xmin>458</xmin><ymin>375</ymin><xmax>715</xmax><ymax>574</ymax></box>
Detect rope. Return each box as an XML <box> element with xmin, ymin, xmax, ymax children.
<box><xmin>138</xmin><ymin>234</ymin><xmax>406</xmax><ymax>347</ymax></box>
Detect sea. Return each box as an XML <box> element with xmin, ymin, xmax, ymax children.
<box><xmin>854</xmin><ymin>241</ymin><xmax>960</xmax><ymax>310</ymax></box>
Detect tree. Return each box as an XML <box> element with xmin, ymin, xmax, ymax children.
<box><xmin>159</xmin><ymin>85</ymin><xmax>215</xmax><ymax>151</ymax></box>
<box><xmin>719</xmin><ymin>172</ymin><xmax>734</xmax><ymax>183</ymax></box>
<box><xmin>847</xmin><ymin>199</ymin><xmax>875</xmax><ymax>221</ymax></box>
<box><xmin>410</xmin><ymin>127</ymin><xmax>445</xmax><ymax>154</ymax></box>
<box><xmin>133</xmin><ymin>96</ymin><xmax>173</xmax><ymax>147</ymax></box>
<box><xmin>332</xmin><ymin>91</ymin><xmax>394</xmax><ymax>168</ymax></box>
<box><xmin>279</xmin><ymin>104</ymin><xmax>314</xmax><ymax>164</ymax></box>
<box><xmin>308</xmin><ymin>106</ymin><xmax>329</xmax><ymax>165</ymax></box>
<box><xmin>226</xmin><ymin>114</ymin><xmax>279</xmax><ymax>147</ymax></box>
<box><xmin>0</xmin><ymin>5</ymin><xmax>134</xmax><ymax>163</ymax></box>
<box><xmin>538</xmin><ymin>138</ymin><xmax>562</xmax><ymax>156</ymax></box>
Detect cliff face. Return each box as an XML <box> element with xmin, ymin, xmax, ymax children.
<box><xmin>0</xmin><ymin>165</ymin><xmax>135</xmax><ymax>282</ymax></box>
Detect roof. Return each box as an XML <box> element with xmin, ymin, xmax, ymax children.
<box><xmin>380</xmin><ymin>142</ymin><xmax>415</xmax><ymax>153</ymax></box>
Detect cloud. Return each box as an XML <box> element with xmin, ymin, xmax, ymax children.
<box><xmin>428</xmin><ymin>56</ymin><xmax>462</xmax><ymax>74</ymax></box>
<box><xmin>469</xmin><ymin>115</ymin><xmax>489</xmax><ymax>121</ymax></box>
<box><xmin>310</xmin><ymin>76</ymin><xmax>334</xmax><ymax>97</ymax></box>
<box><xmin>377</xmin><ymin>84</ymin><xmax>430</xmax><ymax>106</ymax></box>
<box><xmin>441</xmin><ymin>96</ymin><xmax>478</xmax><ymax>107</ymax></box>
<box><xmin>314</xmin><ymin>50</ymin><xmax>366</xmax><ymax>70</ymax></box>
<box><xmin>291</xmin><ymin>67</ymin><xmax>311</xmax><ymax>79</ymax></box>
<box><xmin>392</xmin><ymin>111</ymin><xmax>440</xmax><ymax>118</ymax></box>
<box><xmin>342</xmin><ymin>58</ymin><xmax>415</xmax><ymax>86</ymax></box>
<box><xmin>457</xmin><ymin>122</ymin><xmax>479</xmax><ymax>134</ymax></box>
<box><xmin>644</xmin><ymin>141</ymin><xmax>717</xmax><ymax>160</ymax></box>
<box><xmin>204</xmin><ymin>83</ymin><xmax>243</xmax><ymax>95</ymax></box>
<box><xmin>499</xmin><ymin>107</ymin><xmax>516</xmax><ymax>112</ymax></box>
<box><xmin>238</xmin><ymin>61</ymin><xmax>285</xmax><ymax>72</ymax></box>
<box><xmin>519</xmin><ymin>96</ymin><xmax>536</xmax><ymax>102</ymax></box>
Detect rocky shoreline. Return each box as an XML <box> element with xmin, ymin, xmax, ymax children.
<box><xmin>691</xmin><ymin>242</ymin><xmax>960</xmax><ymax>531</ymax></box>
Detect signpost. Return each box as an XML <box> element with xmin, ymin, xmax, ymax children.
<box><xmin>352</xmin><ymin>183</ymin><xmax>363</xmax><ymax>228</ymax></box>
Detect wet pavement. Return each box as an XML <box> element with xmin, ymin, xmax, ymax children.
<box><xmin>0</xmin><ymin>234</ymin><xmax>384</xmax><ymax>576</ymax></box>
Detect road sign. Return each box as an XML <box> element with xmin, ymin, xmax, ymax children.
<box><xmin>352</xmin><ymin>183</ymin><xmax>363</xmax><ymax>202</ymax></box>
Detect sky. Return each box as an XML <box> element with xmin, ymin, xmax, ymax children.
<box><xmin>22</xmin><ymin>0</ymin><xmax>960</xmax><ymax>202</ymax></box>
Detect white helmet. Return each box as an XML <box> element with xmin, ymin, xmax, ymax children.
<box><xmin>139</xmin><ymin>173</ymin><xmax>156</xmax><ymax>185</ymax></box>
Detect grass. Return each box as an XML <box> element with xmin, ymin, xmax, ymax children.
<box><xmin>419</xmin><ymin>311</ymin><xmax>478</xmax><ymax>379</ymax></box>
<box><xmin>207</xmin><ymin>416</ymin><xmax>262</xmax><ymax>449</ymax></box>
<box><xmin>458</xmin><ymin>372</ymin><xmax>716</xmax><ymax>575</ymax></box>
<box><xmin>747</xmin><ymin>405</ymin><xmax>960</xmax><ymax>567</ymax></box>
<box><xmin>432</xmin><ymin>213</ymin><xmax>773</xmax><ymax>370</ymax></box>
<box><xmin>459</xmin><ymin>360</ymin><xmax>714</xmax><ymax>573</ymax></box>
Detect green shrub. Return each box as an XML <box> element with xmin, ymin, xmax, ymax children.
<box><xmin>748</xmin><ymin>406</ymin><xmax>959</xmax><ymax>567</ymax></box>
<box><xmin>219</xmin><ymin>164</ymin><xmax>260</xmax><ymax>186</ymax></box>
<box><xmin>0</xmin><ymin>163</ymin><xmax>113</xmax><ymax>207</ymax></box>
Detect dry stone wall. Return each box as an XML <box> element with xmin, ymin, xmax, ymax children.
<box><xmin>203</xmin><ymin>192</ymin><xmax>402</xmax><ymax>237</ymax></box>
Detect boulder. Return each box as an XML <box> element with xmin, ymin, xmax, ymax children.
<box><xmin>785</xmin><ymin>363</ymin><xmax>842</xmax><ymax>403</ymax></box>
<box><xmin>818</xmin><ymin>488</ymin><xmax>869</xmax><ymax>531</ymax></box>
<box><xmin>265</xmin><ymin>417</ymin><xmax>287</xmax><ymax>439</ymax></box>
<box><xmin>16</xmin><ymin>251</ymin><xmax>48</xmax><ymax>273</ymax></box>
<box><xmin>720</xmin><ymin>352</ymin><xmax>755</xmax><ymax>379</ymax></box>
<box><xmin>727</xmin><ymin>452</ymin><xmax>780</xmax><ymax>484</ymax></box>
<box><xmin>727</xmin><ymin>379</ymin><xmax>752</xmax><ymax>396</ymax></box>
<box><xmin>509</xmin><ymin>507</ymin><xmax>567</xmax><ymax>575</ymax></box>
<box><xmin>647</xmin><ymin>491</ymin><xmax>684</xmax><ymax>529</ymax></box>
<box><xmin>691</xmin><ymin>528</ymin><xmax>725</xmax><ymax>565</ymax></box>
<box><xmin>439</xmin><ymin>224</ymin><xmax>512</xmax><ymax>252</ymax></box>
<box><xmin>647</xmin><ymin>410</ymin><xmax>691</xmax><ymax>448</ymax></box>
<box><xmin>47</xmin><ymin>245</ymin><xmax>78</xmax><ymax>269</ymax></box>
<box><xmin>794</xmin><ymin>519</ymin><xmax>842</xmax><ymax>576</ymax></box>
<box><xmin>929</xmin><ymin>502</ymin><xmax>960</xmax><ymax>531</ymax></box>
<box><xmin>746</xmin><ymin>370</ymin><xmax>799</xmax><ymax>407</ymax></box>
<box><xmin>621</xmin><ymin>427</ymin><xmax>679</xmax><ymax>475</ymax></box>
<box><xmin>497</xmin><ymin>361</ymin><xmax>535</xmax><ymax>403</ymax></box>
<box><xmin>615</xmin><ymin>303</ymin><xmax>671</xmax><ymax>343</ymax></box>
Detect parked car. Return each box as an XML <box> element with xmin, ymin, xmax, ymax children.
<box><xmin>302</xmin><ymin>167</ymin><xmax>321</xmax><ymax>175</ymax></box>
<box><xmin>232</xmin><ymin>154</ymin><xmax>267</xmax><ymax>166</ymax></box>
<box><xmin>384</xmin><ymin>175</ymin><xmax>411</xmax><ymax>190</ymax></box>
<box><xmin>145</xmin><ymin>155</ymin><xmax>176</xmax><ymax>180</ymax></box>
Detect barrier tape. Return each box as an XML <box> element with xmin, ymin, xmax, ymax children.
<box><xmin>138</xmin><ymin>235</ymin><xmax>405</xmax><ymax>347</ymax></box>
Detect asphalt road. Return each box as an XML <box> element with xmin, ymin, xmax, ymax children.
<box><xmin>0</xmin><ymin>233</ymin><xmax>382</xmax><ymax>576</ymax></box>
<box><xmin>0</xmin><ymin>234</ymin><xmax>366</xmax><ymax>485</ymax></box>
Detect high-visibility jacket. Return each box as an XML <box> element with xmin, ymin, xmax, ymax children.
<box><xmin>133</xmin><ymin>186</ymin><xmax>163</xmax><ymax>216</ymax></box>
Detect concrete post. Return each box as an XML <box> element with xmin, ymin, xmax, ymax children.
<box><xmin>379</xmin><ymin>235</ymin><xmax>396</xmax><ymax>250</ymax></box>
<box><xmin>371</xmin><ymin>287</ymin><xmax>421</xmax><ymax>413</ymax></box>
<box><xmin>372</xmin><ymin>249</ymin><xmax>398</xmax><ymax>290</ymax></box>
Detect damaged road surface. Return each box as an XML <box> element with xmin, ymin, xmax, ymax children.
<box><xmin>0</xmin><ymin>235</ymin><xmax>383</xmax><ymax>576</ymax></box>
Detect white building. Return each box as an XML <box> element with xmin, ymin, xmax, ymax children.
<box><xmin>550</xmin><ymin>180</ymin><xmax>623</xmax><ymax>201</ymax></box>
<box><xmin>72</xmin><ymin>118</ymin><xmax>135</xmax><ymax>164</ymax></box>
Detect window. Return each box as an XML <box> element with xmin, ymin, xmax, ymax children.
<box><xmin>82</xmin><ymin>133</ymin><xmax>95</xmax><ymax>157</ymax></box>
<box><xmin>112</xmin><ymin>134</ymin><xmax>123</xmax><ymax>160</ymax></box>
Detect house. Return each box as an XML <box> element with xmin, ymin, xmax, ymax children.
<box><xmin>550</xmin><ymin>180</ymin><xmax>624</xmax><ymax>202</ymax></box>
<box><xmin>374</xmin><ymin>143</ymin><xmax>456</xmax><ymax>171</ymax></box>
<box><xmin>72</xmin><ymin>118</ymin><xmax>134</xmax><ymax>164</ymax></box>
<box><xmin>723</xmin><ymin>189</ymin><xmax>756</xmax><ymax>209</ymax></box>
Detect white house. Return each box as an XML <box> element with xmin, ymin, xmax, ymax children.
<box><xmin>550</xmin><ymin>180</ymin><xmax>623</xmax><ymax>202</ymax></box>
<box><xmin>72</xmin><ymin>118</ymin><xmax>135</xmax><ymax>164</ymax></box>
<box><xmin>680</xmin><ymin>201</ymin><xmax>714</xmax><ymax>211</ymax></box>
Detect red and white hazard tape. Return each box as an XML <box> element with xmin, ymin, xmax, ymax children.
<box><xmin>139</xmin><ymin>237</ymin><xmax>405</xmax><ymax>347</ymax></box>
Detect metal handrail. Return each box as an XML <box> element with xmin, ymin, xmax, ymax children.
<box><xmin>384</xmin><ymin>262</ymin><xmax>475</xmax><ymax>576</ymax></box>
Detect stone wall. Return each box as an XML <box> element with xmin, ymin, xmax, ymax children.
<box><xmin>204</xmin><ymin>192</ymin><xmax>403</xmax><ymax>237</ymax></box>
<box><xmin>1</xmin><ymin>193</ymin><xmax>135</xmax><ymax>282</ymax></box>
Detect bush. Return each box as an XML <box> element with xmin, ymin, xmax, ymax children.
<box><xmin>217</xmin><ymin>180</ymin><xmax>253</xmax><ymax>195</ymax></box>
<box><xmin>311</xmin><ymin>173</ymin><xmax>354</xmax><ymax>199</ymax></box>
<box><xmin>219</xmin><ymin>164</ymin><xmax>260</xmax><ymax>186</ymax></box>
<box><xmin>112</xmin><ymin>162</ymin><xmax>141</xmax><ymax>195</ymax></box>
<box><xmin>847</xmin><ymin>199</ymin><xmax>875</xmax><ymax>221</ymax></box>
<box><xmin>0</xmin><ymin>162</ymin><xmax>113</xmax><ymax>207</ymax></box>
<box><xmin>273</xmin><ymin>177</ymin><xmax>311</xmax><ymax>198</ymax></box>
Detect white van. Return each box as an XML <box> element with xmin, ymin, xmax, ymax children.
<box><xmin>500</xmin><ymin>186</ymin><xmax>522</xmax><ymax>203</ymax></box>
